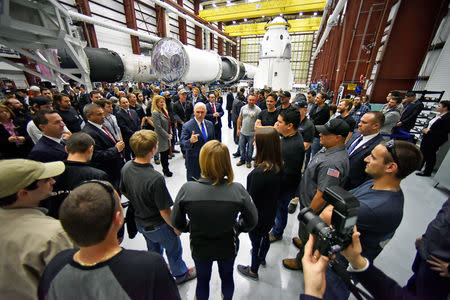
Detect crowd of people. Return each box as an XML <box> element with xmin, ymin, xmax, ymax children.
<box><xmin>0</xmin><ymin>82</ymin><xmax>449</xmax><ymax>300</ymax></box>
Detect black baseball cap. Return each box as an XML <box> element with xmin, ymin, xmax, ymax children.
<box><xmin>282</xmin><ymin>91</ymin><xmax>291</xmax><ymax>98</ymax></box>
<box><xmin>316</xmin><ymin>118</ymin><xmax>350</xmax><ymax>137</ymax></box>
<box><xmin>293</xmin><ymin>100</ymin><xmax>307</xmax><ymax>109</ymax></box>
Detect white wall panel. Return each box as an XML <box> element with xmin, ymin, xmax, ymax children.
<box><xmin>90</xmin><ymin>2</ymin><xmax>126</xmax><ymax>23</ymax></box>
<box><xmin>425</xmin><ymin>33</ymin><xmax>450</xmax><ymax>99</ymax></box>
<box><xmin>184</xmin><ymin>0</ymin><xmax>195</xmax><ymax>14</ymax></box>
<box><xmin>92</xmin><ymin>0</ymin><xmax>124</xmax><ymax>14</ymax></box>
<box><xmin>95</xmin><ymin>21</ymin><xmax>133</xmax><ymax>54</ymax></box>
<box><xmin>58</xmin><ymin>0</ymin><xmax>75</xmax><ymax>7</ymax></box>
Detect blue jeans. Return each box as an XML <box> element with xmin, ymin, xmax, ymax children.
<box><xmin>271</xmin><ymin>187</ymin><xmax>297</xmax><ymax>238</ymax></box>
<box><xmin>249</xmin><ymin>232</ymin><xmax>270</xmax><ymax>274</ymax></box>
<box><xmin>137</xmin><ymin>223</ymin><xmax>187</xmax><ymax>279</ymax></box>
<box><xmin>239</xmin><ymin>133</ymin><xmax>254</xmax><ymax>163</ymax></box>
<box><xmin>310</xmin><ymin>137</ymin><xmax>322</xmax><ymax>158</ymax></box>
<box><xmin>193</xmin><ymin>256</ymin><xmax>236</xmax><ymax>300</ymax></box>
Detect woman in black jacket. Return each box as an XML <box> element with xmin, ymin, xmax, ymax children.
<box><xmin>0</xmin><ymin>104</ymin><xmax>32</xmax><ymax>159</ymax></box>
<box><xmin>237</xmin><ymin>126</ymin><xmax>283</xmax><ymax>280</ymax></box>
<box><xmin>171</xmin><ymin>140</ymin><xmax>258</xmax><ymax>300</ymax></box>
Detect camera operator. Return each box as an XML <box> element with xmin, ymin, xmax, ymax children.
<box><xmin>301</xmin><ymin>197</ymin><xmax>450</xmax><ymax>300</ymax></box>
<box><xmin>319</xmin><ymin>140</ymin><xmax>423</xmax><ymax>299</ymax></box>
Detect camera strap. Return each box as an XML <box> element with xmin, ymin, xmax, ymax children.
<box><xmin>330</xmin><ymin>260</ymin><xmax>374</xmax><ymax>300</ymax></box>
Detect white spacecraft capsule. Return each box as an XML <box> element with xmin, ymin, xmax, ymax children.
<box><xmin>253</xmin><ymin>16</ymin><xmax>293</xmax><ymax>91</ymax></box>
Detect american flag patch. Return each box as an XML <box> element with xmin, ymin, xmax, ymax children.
<box><xmin>327</xmin><ymin>168</ymin><xmax>340</xmax><ymax>178</ymax></box>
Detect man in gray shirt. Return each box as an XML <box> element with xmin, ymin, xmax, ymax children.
<box><xmin>236</xmin><ymin>95</ymin><xmax>261</xmax><ymax>168</ymax></box>
<box><xmin>282</xmin><ymin>118</ymin><xmax>350</xmax><ymax>271</ymax></box>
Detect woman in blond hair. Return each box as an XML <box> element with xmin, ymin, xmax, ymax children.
<box><xmin>151</xmin><ymin>95</ymin><xmax>173</xmax><ymax>176</ymax></box>
<box><xmin>171</xmin><ymin>140</ymin><xmax>258</xmax><ymax>300</ymax></box>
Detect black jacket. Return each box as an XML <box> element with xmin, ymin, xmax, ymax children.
<box><xmin>309</xmin><ymin>104</ymin><xmax>330</xmax><ymax>137</ymax></box>
<box><xmin>116</xmin><ymin>109</ymin><xmax>141</xmax><ymax>140</ymax></box>
<box><xmin>173</xmin><ymin>101</ymin><xmax>193</xmax><ymax>124</ymax></box>
<box><xmin>398</xmin><ymin>100</ymin><xmax>424</xmax><ymax>132</ymax></box>
<box><xmin>171</xmin><ymin>179</ymin><xmax>258</xmax><ymax>260</ymax></box>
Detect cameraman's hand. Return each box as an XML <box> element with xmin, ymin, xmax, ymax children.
<box><xmin>341</xmin><ymin>227</ymin><xmax>367</xmax><ymax>270</ymax></box>
<box><xmin>302</xmin><ymin>234</ymin><xmax>330</xmax><ymax>299</ymax></box>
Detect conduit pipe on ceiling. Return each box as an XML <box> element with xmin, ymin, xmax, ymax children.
<box><xmin>68</xmin><ymin>10</ymin><xmax>161</xmax><ymax>43</ymax></box>
<box><xmin>314</xmin><ymin>0</ymin><xmax>333</xmax><ymax>43</ymax></box>
<box><xmin>145</xmin><ymin>0</ymin><xmax>237</xmax><ymax>45</ymax></box>
<box><xmin>312</xmin><ymin>0</ymin><xmax>347</xmax><ymax>60</ymax></box>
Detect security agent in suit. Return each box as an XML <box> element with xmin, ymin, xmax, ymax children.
<box><xmin>226</xmin><ymin>87</ymin><xmax>236</xmax><ymax>129</ymax></box>
<box><xmin>116</xmin><ymin>97</ymin><xmax>141</xmax><ymax>161</ymax></box>
<box><xmin>205</xmin><ymin>92</ymin><xmax>224</xmax><ymax>142</ymax></box>
<box><xmin>417</xmin><ymin>101</ymin><xmax>450</xmax><ymax>176</ymax></box>
<box><xmin>394</xmin><ymin>91</ymin><xmax>424</xmax><ymax>133</ymax></box>
<box><xmin>345</xmin><ymin>111</ymin><xmax>385</xmax><ymax>190</ymax></box>
<box><xmin>82</xmin><ymin>104</ymin><xmax>125</xmax><ymax>189</ymax></box>
<box><xmin>28</xmin><ymin>110</ymin><xmax>68</xmax><ymax>163</ymax></box>
<box><xmin>180</xmin><ymin>102</ymin><xmax>215</xmax><ymax>181</ymax></box>
<box><xmin>173</xmin><ymin>89</ymin><xmax>194</xmax><ymax>154</ymax></box>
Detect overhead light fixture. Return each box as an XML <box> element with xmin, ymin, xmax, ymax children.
<box><xmin>227</xmin><ymin>0</ymin><xmax>231</xmax><ymax>3</ymax></box>
<box><xmin>313</xmin><ymin>11</ymin><xmax>318</xmax><ymax>15</ymax></box>
<box><xmin>232</xmin><ymin>20</ymin><xmax>236</xmax><ymax>24</ymax></box>
<box><xmin>212</xmin><ymin>3</ymin><xmax>217</xmax><ymax>7</ymax></box>
<box><xmin>262</xmin><ymin>15</ymin><xmax>265</xmax><ymax>18</ymax></box>
<box><xmin>244</xmin><ymin>18</ymin><xmax>248</xmax><ymax>21</ymax></box>
<box><xmin>280</xmin><ymin>13</ymin><xmax>283</xmax><ymax>16</ymax></box>
<box><xmin>299</xmin><ymin>12</ymin><xmax>303</xmax><ymax>16</ymax></box>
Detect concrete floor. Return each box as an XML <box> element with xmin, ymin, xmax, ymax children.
<box><xmin>122</xmin><ymin>125</ymin><xmax>449</xmax><ymax>300</ymax></box>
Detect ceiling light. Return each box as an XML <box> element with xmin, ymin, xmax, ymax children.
<box><xmin>262</xmin><ymin>15</ymin><xmax>265</xmax><ymax>18</ymax></box>
<box><xmin>232</xmin><ymin>20</ymin><xmax>236</xmax><ymax>24</ymax></box>
<box><xmin>280</xmin><ymin>13</ymin><xmax>283</xmax><ymax>16</ymax></box>
<box><xmin>227</xmin><ymin>0</ymin><xmax>231</xmax><ymax>3</ymax></box>
<box><xmin>244</xmin><ymin>18</ymin><xmax>248</xmax><ymax>21</ymax></box>
<box><xmin>313</xmin><ymin>11</ymin><xmax>318</xmax><ymax>15</ymax></box>
<box><xmin>212</xmin><ymin>3</ymin><xmax>217</xmax><ymax>7</ymax></box>
<box><xmin>299</xmin><ymin>12</ymin><xmax>303</xmax><ymax>16</ymax></box>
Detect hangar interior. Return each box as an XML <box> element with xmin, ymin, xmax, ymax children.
<box><xmin>0</xmin><ymin>0</ymin><xmax>449</xmax><ymax>299</ymax></box>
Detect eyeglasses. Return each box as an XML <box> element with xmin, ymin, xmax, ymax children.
<box><xmin>385</xmin><ymin>140</ymin><xmax>400</xmax><ymax>166</ymax></box>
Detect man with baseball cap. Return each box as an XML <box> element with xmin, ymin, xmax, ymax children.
<box><xmin>282</xmin><ymin>118</ymin><xmax>350</xmax><ymax>271</ymax></box>
<box><xmin>0</xmin><ymin>159</ymin><xmax>73</xmax><ymax>300</ymax></box>
<box><xmin>278</xmin><ymin>91</ymin><xmax>292</xmax><ymax>113</ymax></box>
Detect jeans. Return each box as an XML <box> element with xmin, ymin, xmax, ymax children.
<box><xmin>239</xmin><ymin>133</ymin><xmax>254</xmax><ymax>163</ymax></box>
<box><xmin>310</xmin><ymin>137</ymin><xmax>322</xmax><ymax>158</ymax></box>
<box><xmin>271</xmin><ymin>186</ymin><xmax>297</xmax><ymax>237</ymax></box>
<box><xmin>193</xmin><ymin>256</ymin><xmax>236</xmax><ymax>300</ymax></box>
<box><xmin>137</xmin><ymin>223</ymin><xmax>187</xmax><ymax>279</ymax></box>
<box><xmin>249</xmin><ymin>232</ymin><xmax>270</xmax><ymax>274</ymax></box>
<box><xmin>160</xmin><ymin>150</ymin><xmax>170</xmax><ymax>172</ymax></box>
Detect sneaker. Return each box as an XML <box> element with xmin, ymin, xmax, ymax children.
<box><xmin>269</xmin><ymin>233</ymin><xmax>282</xmax><ymax>243</ymax></box>
<box><xmin>236</xmin><ymin>161</ymin><xmax>245</xmax><ymax>166</ymax></box>
<box><xmin>288</xmin><ymin>203</ymin><xmax>297</xmax><ymax>214</ymax></box>
<box><xmin>232</xmin><ymin>152</ymin><xmax>241</xmax><ymax>158</ymax></box>
<box><xmin>292</xmin><ymin>237</ymin><xmax>303</xmax><ymax>250</ymax></box>
<box><xmin>246</xmin><ymin>163</ymin><xmax>252</xmax><ymax>168</ymax></box>
<box><xmin>176</xmin><ymin>267</ymin><xmax>197</xmax><ymax>284</ymax></box>
<box><xmin>154</xmin><ymin>159</ymin><xmax>161</xmax><ymax>165</ymax></box>
<box><xmin>282</xmin><ymin>258</ymin><xmax>302</xmax><ymax>271</ymax></box>
<box><xmin>237</xmin><ymin>265</ymin><xmax>258</xmax><ymax>281</ymax></box>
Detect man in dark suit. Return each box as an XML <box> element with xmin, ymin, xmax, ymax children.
<box><xmin>345</xmin><ymin>111</ymin><xmax>385</xmax><ymax>190</ymax></box>
<box><xmin>226</xmin><ymin>87</ymin><xmax>236</xmax><ymax>129</ymax></box>
<box><xmin>116</xmin><ymin>97</ymin><xmax>141</xmax><ymax>161</ymax></box>
<box><xmin>417</xmin><ymin>101</ymin><xmax>450</xmax><ymax>176</ymax></box>
<box><xmin>82</xmin><ymin>104</ymin><xmax>125</xmax><ymax>189</ymax></box>
<box><xmin>205</xmin><ymin>92</ymin><xmax>224</xmax><ymax>142</ymax></box>
<box><xmin>28</xmin><ymin>110</ymin><xmax>68</xmax><ymax>163</ymax></box>
<box><xmin>180</xmin><ymin>102</ymin><xmax>215</xmax><ymax>181</ymax></box>
<box><xmin>394</xmin><ymin>91</ymin><xmax>424</xmax><ymax>133</ymax></box>
<box><xmin>173</xmin><ymin>89</ymin><xmax>194</xmax><ymax>157</ymax></box>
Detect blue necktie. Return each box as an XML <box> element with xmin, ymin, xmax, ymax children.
<box><xmin>200</xmin><ymin>122</ymin><xmax>207</xmax><ymax>141</ymax></box>
<box><xmin>347</xmin><ymin>135</ymin><xmax>363</xmax><ymax>155</ymax></box>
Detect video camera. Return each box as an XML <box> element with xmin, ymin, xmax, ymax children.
<box><xmin>299</xmin><ymin>186</ymin><xmax>359</xmax><ymax>257</ymax></box>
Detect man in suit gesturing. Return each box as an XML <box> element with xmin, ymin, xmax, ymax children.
<box><xmin>82</xmin><ymin>104</ymin><xmax>125</xmax><ymax>189</ymax></box>
<box><xmin>345</xmin><ymin>111</ymin><xmax>385</xmax><ymax>190</ymax></box>
<box><xmin>180</xmin><ymin>102</ymin><xmax>215</xmax><ymax>181</ymax></box>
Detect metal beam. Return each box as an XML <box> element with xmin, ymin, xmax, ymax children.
<box><xmin>123</xmin><ymin>0</ymin><xmax>141</xmax><ymax>54</ymax></box>
<box><xmin>199</xmin><ymin>0</ymin><xmax>326</xmax><ymax>23</ymax></box>
<box><xmin>218</xmin><ymin>22</ymin><xmax>223</xmax><ymax>55</ymax></box>
<box><xmin>177</xmin><ymin>0</ymin><xmax>187</xmax><ymax>44</ymax></box>
<box><xmin>194</xmin><ymin>0</ymin><xmax>202</xmax><ymax>49</ymax></box>
<box><xmin>155</xmin><ymin>5</ymin><xmax>167</xmax><ymax>38</ymax></box>
<box><xmin>74</xmin><ymin>0</ymin><xmax>98</xmax><ymax>48</ymax></box>
<box><xmin>224</xmin><ymin>17</ymin><xmax>321</xmax><ymax>37</ymax></box>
